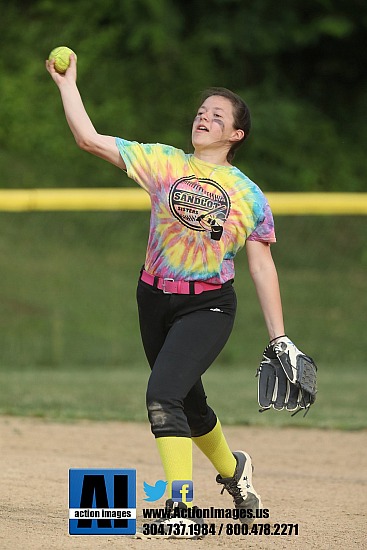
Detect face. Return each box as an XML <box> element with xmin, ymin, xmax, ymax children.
<box><xmin>191</xmin><ymin>95</ymin><xmax>243</xmax><ymax>153</ymax></box>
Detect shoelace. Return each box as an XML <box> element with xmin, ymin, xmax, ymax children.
<box><xmin>219</xmin><ymin>477</ymin><xmax>245</xmax><ymax>504</ymax></box>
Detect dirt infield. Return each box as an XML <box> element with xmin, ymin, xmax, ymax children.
<box><xmin>1</xmin><ymin>416</ymin><xmax>366</xmax><ymax>549</ymax></box>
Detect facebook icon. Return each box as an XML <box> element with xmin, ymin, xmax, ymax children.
<box><xmin>171</xmin><ymin>480</ymin><xmax>193</xmax><ymax>503</ymax></box>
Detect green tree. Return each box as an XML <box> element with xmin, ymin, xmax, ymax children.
<box><xmin>0</xmin><ymin>0</ymin><xmax>366</xmax><ymax>190</ymax></box>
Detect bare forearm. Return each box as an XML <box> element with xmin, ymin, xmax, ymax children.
<box><xmin>58</xmin><ymin>81</ymin><xmax>97</xmax><ymax>147</ymax></box>
<box><xmin>246</xmin><ymin>241</ymin><xmax>285</xmax><ymax>340</ymax></box>
<box><xmin>46</xmin><ymin>54</ymin><xmax>124</xmax><ymax>168</ymax></box>
<box><xmin>250</xmin><ymin>262</ymin><xmax>285</xmax><ymax>341</ymax></box>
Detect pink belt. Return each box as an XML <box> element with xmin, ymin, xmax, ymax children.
<box><xmin>140</xmin><ymin>270</ymin><xmax>223</xmax><ymax>295</ymax></box>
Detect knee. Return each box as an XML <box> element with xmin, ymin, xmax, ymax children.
<box><xmin>186</xmin><ymin>408</ymin><xmax>217</xmax><ymax>437</ymax></box>
<box><xmin>146</xmin><ymin>387</ymin><xmax>189</xmax><ymax>437</ymax></box>
<box><xmin>146</xmin><ymin>399</ymin><xmax>172</xmax><ymax>432</ymax></box>
<box><xmin>145</xmin><ymin>382</ymin><xmax>178</xmax><ymax>432</ymax></box>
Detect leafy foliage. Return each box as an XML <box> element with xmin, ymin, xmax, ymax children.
<box><xmin>0</xmin><ymin>0</ymin><xmax>366</xmax><ymax>190</ymax></box>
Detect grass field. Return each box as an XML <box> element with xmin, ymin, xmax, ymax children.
<box><xmin>1</xmin><ymin>364</ymin><xmax>366</xmax><ymax>430</ymax></box>
<box><xmin>0</xmin><ymin>212</ymin><xmax>366</xmax><ymax>430</ymax></box>
<box><xmin>0</xmin><ymin>212</ymin><xmax>366</xmax><ymax>365</ymax></box>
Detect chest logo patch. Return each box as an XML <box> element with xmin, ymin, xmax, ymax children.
<box><xmin>169</xmin><ymin>175</ymin><xmax>231</xmax><ymax>241</ymax></box>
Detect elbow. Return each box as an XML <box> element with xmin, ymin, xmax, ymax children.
<box><xmin>249</xmin><ymin>261</ymin><xmax>278</xmax><ymax>282</ymax></box>
<box><xmin>75</xmin><ymin>136</ymin><xmax>94</xmax><ymax>152</ymax></box>
<box><xmin>248</xmin><ymin>259</ymin><xmax>268</xmax><ymax>278</ymax></box>
<box><xmin>248</xmin><ymin>266</ymin><xmax>264</xmax><ymax>283</ymax></box>
<box><xmin>74</xmin><ymin>130</ymin><xmax>100</xmax><ymax>152</ymax></box>
<box><xmin>248</xmin><ymin>265</ymin><xmax>260</xmax><ymax>280</ymax></box>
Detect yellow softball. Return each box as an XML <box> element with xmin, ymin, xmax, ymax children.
<box><xmin>48</xmin><ymin>46</ymin><xmax>77</xmax><ymax>74</ymax></box>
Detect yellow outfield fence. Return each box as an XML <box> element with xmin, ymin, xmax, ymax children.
<box><xmin>0</xmin><ymin>189</ymin><xmax>367</xmax><ymax>214</ymax></box>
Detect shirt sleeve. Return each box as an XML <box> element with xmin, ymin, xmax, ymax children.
<box><xmin>115</xmin><ymin>138</ymin><xmax>157</xmax><ymax>194</ymax></box>
<box><xmin>247</xmin><ymin>200</ymin><xmax>276</xmax><ymax>243</ymax></box>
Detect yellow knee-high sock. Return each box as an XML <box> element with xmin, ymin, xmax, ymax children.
<box><xmin>155</xmin><ymin>436</ymin><xmax>193</xmax><ymax>506</ymax></box>
<box><xmin>192</xmin><ymin>419</ymin><xmax>236</xmax><ymax>478</ymax></box>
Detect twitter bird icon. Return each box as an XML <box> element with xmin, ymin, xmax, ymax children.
<box><xmin>143</xmin><ymin>480</ymin><xmax>167</xmax><ymax>502</ymax></box>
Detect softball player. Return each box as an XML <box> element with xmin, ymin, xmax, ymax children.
<box><xmin>47</xmin><ymin>54</ymin><xmax>285</xmax><ymax>539</ymax></box>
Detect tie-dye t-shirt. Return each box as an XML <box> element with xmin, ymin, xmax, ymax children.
<box><xmin>116</xmin><ymin>138</ymin><xmax>276</xmax><ymax>284</ymax></box>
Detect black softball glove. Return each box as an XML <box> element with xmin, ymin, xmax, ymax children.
<box><xmin>256</xmin><ymin>336</ymin><xmax>317</xmax><ymax>416</ymax></box>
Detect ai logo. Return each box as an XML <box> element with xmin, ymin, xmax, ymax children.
<box><xmin>69</xmin><ymin>468</ymin><xmax>136</xmax><ymax>535</ymax></box>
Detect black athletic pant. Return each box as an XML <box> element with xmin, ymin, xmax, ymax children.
<box><xmin>136</xmin><ymin>277</ymin><xmax>237</xmax><ymax>438</ymax></box>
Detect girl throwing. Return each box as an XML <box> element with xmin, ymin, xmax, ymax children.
<box><xmin>47</xmin><ymin>52</ymin><xmax>285</xmax><ymax>538</ymax></box>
